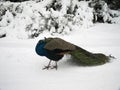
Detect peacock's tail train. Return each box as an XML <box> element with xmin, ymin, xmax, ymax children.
<box><xmin>70</xmin><ymin>46</ymin><xmax>110</xmax><ymax>66</ymax></box>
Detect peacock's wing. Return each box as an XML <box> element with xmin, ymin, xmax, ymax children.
<box><xmin>44</xmin><ymin>38</ymin><xmax>76</xmax><ymax>51</ymax></box>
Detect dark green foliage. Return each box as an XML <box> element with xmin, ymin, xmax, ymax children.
<box><xmin>51</xmin><ymin>0</ymin><xmax>62</xmax><ymax>11</ymax></box>
<box><xmin>5</xmin><ymin>0</ymin><xmax>29</xmax><ymax>2</ymax></box>
<box><xmin>91</xmin><ymin>0</ymin><xmax>120</xmax><ymax>10</ymax></box>
<box><xmin>0</xmin><ymin>33</ymin><xmax>6</xmax><ymax>38</ymax></box>
<box><xmin>70</xmin><ymin>49</ymin><xmax>109</xmax><ymax>66</ymax></box>
<box><xmin>104</xmin><ymin>0</ymin><xmax>120</xmax><ymax>10</ymax></box>
<box><xmin>46</xmin><ymin>0</ymin><xmax>62</xmax><ymax>11</ymax></box>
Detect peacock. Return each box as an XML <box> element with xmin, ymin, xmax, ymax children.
<box><xmin>35</xmin><ymin>37</ymin><xmax>110</xmax><ymax>70</ymax></box>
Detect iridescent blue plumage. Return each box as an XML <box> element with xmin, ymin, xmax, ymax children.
<box><xmin>35</xmin><ymin>40</ymin><xmax>48</xmax><ymax>57</ymax></box>
<box><xmin>35</xmin><ymin>40</ymin><xmax>63</xmax><ymax>61</ymax></box>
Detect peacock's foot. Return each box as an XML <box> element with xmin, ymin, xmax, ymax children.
<box><xmin>51</xmin><ymin>65</ymin><xmax>58</xmax><ymax>70</ymax></box>
<box><xmin>42</xmin><ymin>65</ymin><xmax>51</xmax><ymax>70</ymax></box>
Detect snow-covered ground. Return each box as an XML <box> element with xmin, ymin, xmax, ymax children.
<box><xmin>0</xmin><ymin>23</ymin><xmax>120</xmax><ymax>90</ymax></box>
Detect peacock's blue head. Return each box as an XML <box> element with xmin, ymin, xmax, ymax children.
<box><xmin>35</xmin><ymin>39</ymin><xmax>47</xmax><ymax>56</ymax></box>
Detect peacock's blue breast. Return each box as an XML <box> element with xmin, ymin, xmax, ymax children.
<box><xmin>35</xmin><ymin>42</ymin><xmax>48</xmax><ymax>56</ymax></box>
<box><xmin>35</xmin><ymin>41</ymin><xmax>63</xmax><ymax>61</ymax></box>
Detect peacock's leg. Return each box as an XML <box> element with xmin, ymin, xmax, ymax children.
<box><xmin>42</xmin><ymin>60</ymin><xmax>52</xmax><ymax>70</ymax></box>
<box><xmin>51</xmin><ymin>61</ymin><xmax>58</xmax><ymax>70</ymax></box>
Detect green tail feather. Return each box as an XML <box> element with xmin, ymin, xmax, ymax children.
<box><xmin>70</xmin><ymin>48</ymin><xmax>110</xmax><ymax>66</ymax></box>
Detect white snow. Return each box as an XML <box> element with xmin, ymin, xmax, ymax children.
<box><xmin>0</xmin><ymin>23</ymin><xmax>120</xmax><ymax>90</ymax></box>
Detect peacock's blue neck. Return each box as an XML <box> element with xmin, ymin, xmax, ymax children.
<box><xmin>35</xmin><ymin>42</ymin><xmax>48</xmax><ymax>56</ymax></box>
<box><xmin>35</xmin><ymin>40</ymin><xmax>64</xmax><ymax>61</ymax></box>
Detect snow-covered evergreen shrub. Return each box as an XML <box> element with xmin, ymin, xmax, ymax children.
<box><xmin>0</xmin><ymin>1</ymin><xmax>48</xmax><ymax>38</ymax></box>
<box><xmin>109</xmin><ymin>10</ymin><xmax>120</xmax><ymax>24</ymax></box>
<box><xmin>0</xmin><ymin>1</ymin><xmax>95</xmax><ymax>39</ymax></box>
<box><xmin>0</xmin><ymin>0</ymin><xmax>120</xmax><ymax>39</ymax></box>
<box><xmin>104</xmin><ymin>0</ymin><xmax>120</xmax><ymax>10</ymax></box>
<box><xmin>73</xmin><ymin>1</ymin><xmax>93</xmax><ymax>28</ymax></box>
<box><xmin>89</xmin><ymin>0</ymin><xmax>120</xmax><ymax>23</ymax></box>
<box><xmin>89</xmin><ymin>0</ymin><xmax>112</xmax><ymax>23</ymax></box>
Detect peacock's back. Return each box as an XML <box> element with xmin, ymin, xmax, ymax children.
<box><xmin>44</xmin><ymin>38</ymin><xmax>76</xmax><ymax>51</ymax></box>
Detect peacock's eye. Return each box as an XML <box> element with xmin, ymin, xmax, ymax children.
<box><xmin>39</xmin><ymin>40</ymin><xmax>44</xmax><ymax>43</ymax></box>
